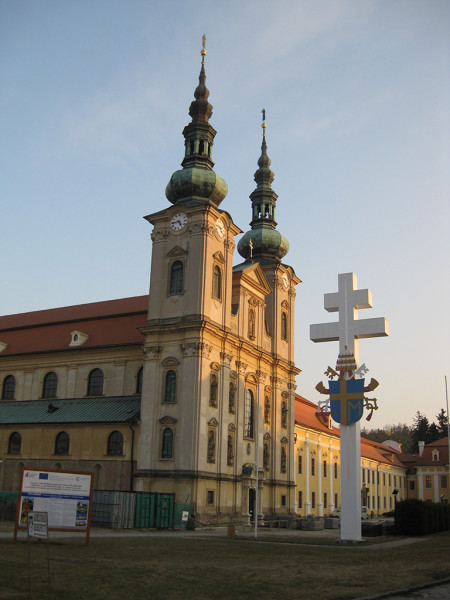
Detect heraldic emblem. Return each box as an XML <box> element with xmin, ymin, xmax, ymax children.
<box><xmin>315</xmin><ymin>347</ymin><xmax>379</xmax><ymax>425</ymax></box>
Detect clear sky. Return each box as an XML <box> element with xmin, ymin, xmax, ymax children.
<box><xmin>1</xmin><ymin>0</ymin><xmax>449</xmax><ymax>431</ymax></box>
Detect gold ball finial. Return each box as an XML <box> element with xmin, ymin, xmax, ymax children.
<box><xmin>261</xmin><ymin>108</ymin><xmax>267</xmax><ymax>136</ymax></box>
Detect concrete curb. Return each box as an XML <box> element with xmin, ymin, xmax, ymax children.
<box><xmin>357</xmin><ymin>577</ymin><xmax>450</xmax><ymax>600</ymax></box>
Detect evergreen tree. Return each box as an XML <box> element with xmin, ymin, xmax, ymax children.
<box><xmin>411</xmin><ymin>411</ymin><xmax>430</xmax><ymax>452</ymax></box>
<box><xmin>436</xmin><ymin>408</ymin><xmax>449</xmax><ymax>438</ymax></box>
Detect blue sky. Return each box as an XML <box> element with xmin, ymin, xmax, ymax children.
<box><xmin>1</xmin><ymin>0</ymin><xmax>449</xmax><ymax>430</ymax></box>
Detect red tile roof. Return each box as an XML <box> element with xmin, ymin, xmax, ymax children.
<box><xmin>0</xmin><ymin>296</ymin><xmax>149</xmax><ymax>356</ymax></box>
<box><xmin>295</xmin><ymin>394</ymin><xmax>403</xmax><ymax>466</ymax></box>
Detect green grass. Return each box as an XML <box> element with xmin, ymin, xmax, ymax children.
<box><xmin>1</xmin><ymin>530</ymin><xmax>450</xmax><ymax>600</ymax></box>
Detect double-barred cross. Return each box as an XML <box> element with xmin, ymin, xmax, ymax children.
<box><xmin>310</xmin><ymin>272</ymin><xmax>388</xmax><ymax>364</ymax></box>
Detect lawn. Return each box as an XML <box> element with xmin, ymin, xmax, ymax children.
<box><xmin>1</xmin><ymin>529</ymin><xmax>449</xmax><ymax>600</ymax></box>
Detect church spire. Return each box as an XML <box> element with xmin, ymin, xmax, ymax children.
<box><xmin>165</xmin><ymin>36</ymin><xmax>227</xmax><ymax>207</ymax></box>
<box><xmin>237</xmin><ymin>111</ymin><xmax>289</xmax><ymax>262</ymax></box>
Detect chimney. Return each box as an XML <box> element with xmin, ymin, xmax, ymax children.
<box><xmin>418</xmin><ymin>441</ymin><xmax>425</xmax><ymax>456</ymax></box>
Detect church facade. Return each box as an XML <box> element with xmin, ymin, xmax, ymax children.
<box><xmin>2</xmin><ymin>48</ymin><xmax>437</xmax><ymax>523</ymax></box>
<box><xmin>0</xmin><ymin>48</ymin><xmax>300</xmax><ymax>522</ymax></box>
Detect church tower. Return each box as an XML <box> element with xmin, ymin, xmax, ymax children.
<box><xmin>135</xmin><ymin>43</ymin><xmax>301</xmax><ymax>523</ymax></box>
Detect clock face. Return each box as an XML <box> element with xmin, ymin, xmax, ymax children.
<box><xmin>282</xmin><ymin>273</ymin><xmax>289</xmax><ymax>289</ymax></box>
<box><xmin>170</xmin><ymin>213</ymin><xmax>187</xmax><ymax>231</ymax></box>
<box><xmin>215</xmin><ymin>218</ymin><xmax>225</xmax><ymax>238</ymax></box>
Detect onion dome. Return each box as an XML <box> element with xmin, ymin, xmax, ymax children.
<box><xmin>165</xmin><ymin>38</ymin><xmax>227</xmax><ymax>207</ymax></box>
<box><xmin>237</xmin><ymin>111</ymin><xmax>289</xmax><ymax>262</ymax></box>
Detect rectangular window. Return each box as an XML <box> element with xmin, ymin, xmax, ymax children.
<box><xmin>441</xmin><ymin>476</ymin><xmax>448</xmax><ymax>489</ymax></box>
<box><xmin>383</xmin><ymin>473</ymin><xmax>386</xmax><ymax>486</ymax></box>
<box><xmin>311</xmin><ymin>457</ymin><xmax>315</xmax><ymax>476</ymax></box>
<box><xmin>372</xmin><ymin>470</ymin><xmax>375</xmax><ymax>484</ymax></box>
<box><xmin>389</xmin><ymin>497</ymin><xmax>392</xmax><ymax>509</ymax></box>
<box><xmin>207</xmin><ymin>490</ymin><xmax>215</xmax><ymax>505</ymax></box>
<box><xmin>362</xmin><ymin>468</ymin><xmax>365</xmax><ymax>483</ymax></box>
<box><xmin>323</xmin><ymin>493</ymin><xmax>327</xmax><ymax>509</ymax></box>
<box><xmin>281</xmin><ymin>495</ymin><xmax>286</xmax><ymax>507</ymax></box>
<box><xmin>383</xmin><ymin>497</ymin><xmax>386</xmax><ymax>508</ymax></box>
<box><xmin>389</xmin><ymin>474</ymin><xmax>391</xmax><ymax>486</ymax></box>
<box><xmin>409</xmin><ymin>480</ymin><xmax>415</xmax><ymax>491</ymax></box>
<box><xmin>367</xmin><ymin>496</ymin><xmax>371</xmax><ymax>509</ymax></box>
<box><xmin>425</xmin><ymin>476</ymin><xmax>432</xmax><ymax>489</ymax></box>
<box><xmin>311</xmin><ymin>492</ymin><xmax>316</xmax><ymax>509</ymax></box>
<box><xmin>298</xmin><ymin>455</ymin><xmax>302</xmax><ymax>475</ymax></box>
<box><xmin>394</xmin><ymin>475</ymin><xmax>397</xmax><ymax>487</ymax></box>
<box><xmin>298</xmin><ymin>491</ymin><xmax>303</xmax><ymax>508</ymax></box>
<box><xmin>334</xmin><ymin>462</ymin><xmax>338</xmax><ymax>479</ymax></box>
<box><xmin>334</xmin><ymin>493</ymin><xmax>338</xmax><ymax>509</ymax></box>
<box><xmin>323</xmin><ymin>460</ymin><xmax>327</xmax><ymax>478</ymax></box>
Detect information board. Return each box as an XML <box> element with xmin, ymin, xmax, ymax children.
<box><xmin>15</xmin><ymin>468</ymin><xmax>93</xmax><ymax>544</ymax></box>
<box><xmin>27</xmin><ymin>511</ymin><xmax>48</xmax><ymax>540</ymax></box>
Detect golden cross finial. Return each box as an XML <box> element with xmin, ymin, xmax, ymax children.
<box><xmin>261</xmin><ymin>108</ymin><xmax>267</xmax><ymax>136</ymax></box>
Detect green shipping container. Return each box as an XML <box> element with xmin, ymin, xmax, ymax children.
<box><xmin>156</xmin><ymin>493</ymin><xmax>174</xmax><ymax>528</ymax></box>
<box><xmin>135</xmin><ymin>492</ymin><xmax>156</xmax><ymax>528</ymax></box>
<box><xmin>173</xmin><ymin>502</ymin><xmax>193</xmax><ymax>530</ymax></box>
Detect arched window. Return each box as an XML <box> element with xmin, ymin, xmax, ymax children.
<box><xmin>228</xmin><ymin>381</ymin><xmax>236</xmax><ymax>414</ymax></box>
<box><xmin>162</xmin><ymin>428</ymin><xmax>173</xmax><ymax>459</ymax></box>
<box><xmin>207</xmin><ymin>429</ymin><xmax>216</xmax><ymax>463</ymax></box>
<box><xmin>2</xmin><ymin>375</ymin><xmax>15</xmax><ymax>400</ymax></box>
<box><xmin>55</xmin><ymin>431</ymin><xmax>70</xmax><ymax>455</ymax></box>
<box><xmin>281</xmin><ymin>400</ymin><xmax>288</xmax><ymax>428</ymax></box>
<box><xmin>164</xmin><ymin>370</ymin><xmax>176</xmax><ymax>403</ymax></box>
<box><xmin>170</xmin><ymin>261</ymin><xmax>183</xmax><ymax>295</ymax></box>
<box><xmin>42</xmin><ymin>372</ymin><xmax>58</xmax><ymax>399</ymax></box>
<box><xmin>107</xmin><ymin>431</ymin><xmax>124</xmax><ymax>456</ymax></box>
<box><xmin>248</xmin><ymin>308</ymin><xmax>255</xmax><ymax>339</ymax></box>
<box><xmin>263</xmin><ymin>442</ymin><xmax>270</xmax><ymax>470</ymax></box>
<box><xmin>8</xmin><ymin>432</ymin><xmax>21</xmax><ymax>455</ymax></box>
<box><xmin>281</xmin><ymin>446</ymin><xmax>287</xmax><ymax>473</ymax></box>
<box><xmin>87</xmin><ymin>368</ymin><xmax>104</xmax><ymax>396</ymax></box>
<box><xmin>244</xmin><ymin>389</ymin><xmax>254</xmax><ymax>439</ymax></box>
<box><xmin>212</xmin><ymin>266</ymin><xmax>221</xmax><ymax>299</ymax></box>
<box><xmin>264</xmin><ymin>395</ymin><xmax>270</xmax><ymax>424</ymax></box>
<box><xmin>136</xmin><ymin>367</ymin><xmax>143</xmax><ymax>394</ymax></box>
<box><xmin>227</xmin><ymin>434</ymin><xmax>234</xmax><ymax>466</ymax></box>
<box><xmin>209</xmin><ymin>373</ymin><xmax>218</xmax><ymax>407</ymax></box>
<box><xmin>281</xmin><ymin>312</ymin><xmax>287</xmax><ymax>340</ymax></box>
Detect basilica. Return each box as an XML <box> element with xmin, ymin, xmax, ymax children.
<box><xmin>0</xmin><ymin>46</ymin><xmax>300</xmax><ymax>523</ymax></box>
<box><xmin>1</xmin><ymin>47</ymin><xmax>439</xmax><ymax>524</ymax></box>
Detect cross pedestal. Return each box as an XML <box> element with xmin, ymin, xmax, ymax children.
<box><xmin>310</xmin><ymin>273</ymin><xmax>388</xmax><ymax>541</ymax></box>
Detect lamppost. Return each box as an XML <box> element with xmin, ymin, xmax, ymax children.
<box><xmin>392</xmin><ymin>488</ymin><xmax>399</xmax><ymax>509</ymax></box>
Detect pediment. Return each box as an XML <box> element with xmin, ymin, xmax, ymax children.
<box><xmin>213</xmin><ymin>251</ymin><xmax>225</xmax><ymax>264</ymax></box>
<box><xmin>162</xmin><ymin>356</ymin><xmax>179</xmax><ymax>367</ymax></box>
<box><xmin>167</xmin><ymin>246</ymin><xmax>187</xmax><ymax>258</ymax></box>
<box><xmin>281</xmin><ymin>436</ymin><xmax>289</xmax><ymax>444</ymax></box>
<box><xmin>233</xmin><ymin>263</ymin><xmax>271</xmax><ymax>296</ymax></box>
<box><xmin>208</xmin><ymin>417</ymin><xmax>219</xmax><ymax>427</ymax></box>
<box><xmin>159</xmin><ymin>416</ymin><xmax>177</xmax><ymax>424</ymax></box>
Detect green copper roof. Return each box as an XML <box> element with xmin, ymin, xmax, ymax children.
<box><xmin>238</xmin><ymin>117</ymin><xmax>289</xmax><ymax>262</ymax></box>
<box><xmin>0</xmin><ymin>396</ymin><xmax>140</xmax><ymax>425</ymax></box>
<box><xmin>165</xmin><ymin>44</ymin><xmax>227</xmax><ymax>207</ymax></box>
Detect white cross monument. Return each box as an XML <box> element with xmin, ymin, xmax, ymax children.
<box><xmin>310</xmin><ymin>272</ymin><xmax>388</xmax><ymax>541</ymax></box>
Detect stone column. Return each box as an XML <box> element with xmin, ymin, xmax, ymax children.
<box><xmin>305</xmin><ymin>441</ymin><xmax>311</xmax><ymax>516</ymax></box>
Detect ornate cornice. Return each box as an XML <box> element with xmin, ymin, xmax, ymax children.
<box><xmin>151</xmin><ymin>229</ymin><xmax>169</xmax><ymax>243</ymax></box>
<box><xmin>181</xmin><ymin>342</ymin><xmax>213</xmax><ymax>357</ymax></box>
<box><xmin>143</xmin><ymin>345</ymin><xmax>163</xmax><ymax>360</ymax></box>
